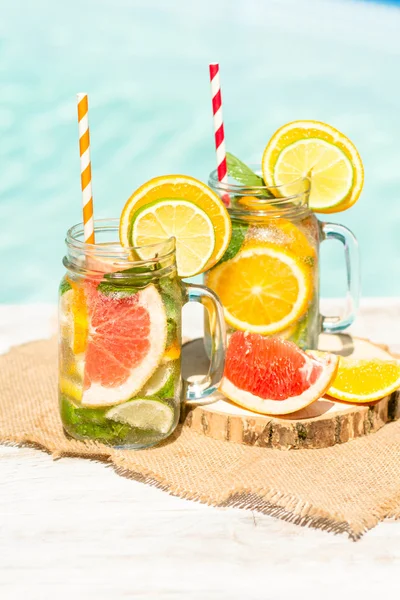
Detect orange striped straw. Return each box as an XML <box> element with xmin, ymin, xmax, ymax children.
<box><xmin>77</xmin><ymin>93</ymin><xmax>95</xmax><ymax>244</ymax></box>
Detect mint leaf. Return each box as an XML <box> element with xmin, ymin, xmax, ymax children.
<box><xmin>166</xmin><ymin>318</ymin><xmax>177</xmax><ymax>348</ymax></box>
<box><xmin>157</xmin><ymin>374</ymin><xmax>177</xmax><ymax>400</ymax></box>
<box><xmin>160</xmin><ymin>290</ymin><xmax>179</xmax><ymax>348</ymax></box>
<box><xmin>226</xmin><ymin>152</ymin><xmax>265</xmax><ymax>186</ymax></box>
<box><xmin>60</xmin><ymin>396</ymin><xmax>131</xmax><ymax>444</ymax></box>
<box><xmin>100</xmin><ymin>265</ymin><xmax>157</xmax><ymax>295</ymax></box>
<box><xmin>217</xmin><ymin>220</ymin><xmax>248</xmax><ymax>265</ymax></box>
<box><xmin>60</xmin><ymin>279</ymin><xmax>72</xmax><ymax>296</ymax></box>
<box><xmin>104</xmin><ymin>265</ymin><xmax>153</xmax><ymax>279</ymax></box>
<box><xmin>97</xmin><ymin>281</ymin><xmax>145</xmax><ymax>297</ymax></box>
<box><xmin>226</xmin><ymin>152</ymin><xmax>275</xmax><ymax>198</ymax></box>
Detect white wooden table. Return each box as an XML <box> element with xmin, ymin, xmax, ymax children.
<box><xmin>1</xmin><ymin>301</ymin><xmax>400</xmax><ymax>599</ymax></box>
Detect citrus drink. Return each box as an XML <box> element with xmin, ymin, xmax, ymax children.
<box><xmin>59</xmin><ymin>227</ymin><xmax>182</xmax><ymax>449</ymax></box>
<box><xmin>204</xmin><ymin>176</ymin><xmax>321</xmax><ymax>349</ymax></box>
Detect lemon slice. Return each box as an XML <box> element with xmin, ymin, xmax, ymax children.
<box><xmin>59</xmin><ymin>376</ymin><xmax>83</xmax><ymax>403</ymax></box>
<box><xmin>205</xmin><ymin>243</ymin><xmax>312</xmax><ymax>334</ymax></box>
<box><xmin>327</xmin><ymin>358</ymin><xmax>400</xmax><ymax>403</ymax></box>
<box><xmin>262</xmin><ymin>120</ymin><xmax>364</xmax><ymax>213</ymax></box>
<box><xmin>120</xmin><ymin>175</ymin><xmax>231</xmax><ymax>275</ymax></box>
<box><xmin>60</xmin><ymin>286</ymin><xmax>88</xmax><ymax>354</ymax></box>
<box><xmin>130</xmin><ymin>199</ymin><xmax>215</xmax><ymax>278</ymax></box>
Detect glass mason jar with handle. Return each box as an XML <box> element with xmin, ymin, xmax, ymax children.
<box><xmin>204</xmin><ymin>168</ymin><xmax>360</xmax><ymax>350</ymax></box>
<box><xmin>59</xmin><ymin>219</ymin><xmax>226</xmax><ymax>449</ymax></box>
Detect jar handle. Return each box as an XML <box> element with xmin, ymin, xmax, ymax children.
<box><xmin>320</xmin><ymin>222</ymin><xmax>360</xmax><ymax>333</ymax></box>
<box><xmin>182</xmin><ymin>283</ymin><xmax>226</xmax><ymax>404</ymax></box>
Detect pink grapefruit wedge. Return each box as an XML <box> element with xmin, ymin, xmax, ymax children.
<box><xmin>82</xmin><ymin>284</ymin><xmax>167</xmax><ymax>407</ymax></box>
<box><xmin>220</xmin><ymin>332</ymin><xmax>339</xmax><ymax>415</ymax></box>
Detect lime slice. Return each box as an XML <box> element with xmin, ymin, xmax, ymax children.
<box><xmin>130</xmin><ymin>199</ymin><xmax>215</xmax><ymax>278</ymax></box>
<box><xmin>119</xmin><ymin>174</ymin><xmax>231</xmax><ymax>273</ymax></box>
<box><xmin>60</xmin><ymin>395</ymin><xmax>131</xmax><ymax>444</ymax></box>
<box><xmin>141</xmin><ymin>363</ymin><xmax>177</xmax><ymax>398</ymax></box>
<box><xmin>106</xmin><ymin>398</ymin><xmax>175</xmax><ymax>434</ymax></box>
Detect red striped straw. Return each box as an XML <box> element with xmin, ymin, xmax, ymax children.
<box><xmin>209</xmin><ymin>63</ymin><xmax>230</xmax><ymax>207</ymax></box>
<box><xmin>77</xmin><ymin>93</ymin><xmax>95</xmax><ymax>244</ymax></box>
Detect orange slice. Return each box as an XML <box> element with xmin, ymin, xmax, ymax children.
<box><xmin>262</xmin><ymin>120</ymin><xmax>364</xmax><ymax>213</ymax></box>
<box><xmin>205</xmin><ymin>243</ymin><xmax>312</xmax><ymax>335</ymax></box>
<box><xmin>236</xmin><ymin>198</ymin><xmax>317</xmax><ymax>267</ymax></box>
<box><xmin>119</xmin><ymin>175</ymin><xmax>231</xmax><ymax>275</ymax></box>
<box><xmin>60</xmin><ymin>283</ymin><xmax>88</xmax><ymax>354</ymax></box>
<box><xmin>327</xmin><ymin>357</ymin><xmax>400</xmax><ymax>403</ymax></box>
<box><xmin>244</xmin><ymin>218</ymin><xmax>316</xmax><ymax>268</ymax></box>
<box><xmin>163</xmin><ymin>339</ymin><xmax>181</xmax><ymax>361</ymax></box>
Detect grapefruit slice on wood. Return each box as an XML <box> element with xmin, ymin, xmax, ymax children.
<box><xmin>220</xmin><ymin>332</ymin><xmax>338</xmax><ymax>415</ymax></box>
<box><xmin>82</xmin><ymin>284</ymin><xmax>167</xmax><ymax>408</ymax></box>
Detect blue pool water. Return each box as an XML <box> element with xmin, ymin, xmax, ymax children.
<box><xmin>1</xmin><ymin>0</ymin><xmax>399</xmax><ymax>302</ymax></box>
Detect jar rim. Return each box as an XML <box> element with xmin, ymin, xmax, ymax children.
<box><xmin>208</xmin><ymin>165</ymin><xmax>311</xmax><ymax>218</ymax></box>
<box><xmin>209</xmin><ymin>165</ymin><xmax>310</xmax><ymax>196</ymax></box>
<box><xmin>66</xmin><ymin>218</ymin><xmax>176</xmax><ymax>262</ymax></box>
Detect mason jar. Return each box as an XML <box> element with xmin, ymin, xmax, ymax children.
<box><xmin>59</xmin><ymin>218</ymin><xmax>226</xmax><ymax>449</ymax></box>
<box><xmin>204</xmin><ymin>169</ymin><xmax>360</xmax><ymax>350</ymax></box>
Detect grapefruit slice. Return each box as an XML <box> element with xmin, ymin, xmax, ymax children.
<box><xmin>82</xmin><ymin>284</ymin><xmax>167</xmax><ymax>407</ymax></box>
<box><xmin>220</xmin><ymin>332</ymin><xmax>339</xmax><ymax>415</ymax></box>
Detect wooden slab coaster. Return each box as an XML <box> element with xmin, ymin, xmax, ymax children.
<box><xmin>181</xmin><ymin>334</ymin><xmax>400</xmax><ymax>450</ymax></box>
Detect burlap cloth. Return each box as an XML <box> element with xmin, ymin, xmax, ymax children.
<box><xmin>1</xmin><ymin>337</ymin><xmax>400</xmax><ymax>540</ymax></box>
